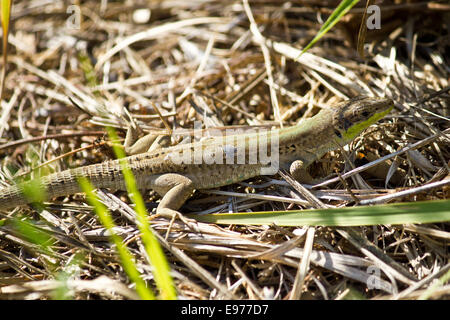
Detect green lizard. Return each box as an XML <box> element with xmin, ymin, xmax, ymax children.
<box><xmin>0</xmin><ymin>96</ymin><xmax>393</xmax><ymax>217</ymax></box>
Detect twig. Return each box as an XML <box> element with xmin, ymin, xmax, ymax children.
<box><xmin>278</xmin><ymin>169</ymin><xmax>328</xmax><ymax>209</ymax></box>
<box><xmin>0</xmin><ymin>131</ymin><xmax>105</xmax><ymax>151</ymax></box>
<box><xmin>359</xmin><ymin>179</ymin><xmax>450</xmax><ymax>205</ymax></box>
<box><xmin>313</xmin><ymin>128</ymin><xmax>450</xmax><ymax>188</ymax></box>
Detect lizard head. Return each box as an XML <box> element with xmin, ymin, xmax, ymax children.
<box><xmin>332</xmin><ymin>96</ymin><xmax>393</xmax><ymax>143</ymax></box>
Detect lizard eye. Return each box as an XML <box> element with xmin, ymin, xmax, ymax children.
<box><xmin>362</xmin><ymin>111</ymin><xmax>370</xmax><ymax>117</ymax></box>
<box><xmin>334</xmin><ymin>130</ymin><xmax>342</xmax><ymax>138</ymax></box>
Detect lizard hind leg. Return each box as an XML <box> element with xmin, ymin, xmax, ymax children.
<box><xmin>151</xmin><ymin>173</ymin><xmax>195</xmax><ymax>220</ymax></box>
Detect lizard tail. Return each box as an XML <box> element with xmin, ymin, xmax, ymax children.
<box><xmin>0</xmin><ymin>184</ymin><xmax>31</xmax><ymax>209</ymax></box>
<box><xmin>0</xmin><ymin>160</ymin><xmax>125</xmax><ymax>210</ymax></box>
<box><xmin>0</xmin><ymin>170</ymin><xmax>84</xmax><ymax>210</ymax></box>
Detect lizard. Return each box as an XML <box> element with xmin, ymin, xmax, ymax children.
<box><xmin>0</xmin><ymin>96</ymin><xmax>393</xmax><ymax>217</ymax></box>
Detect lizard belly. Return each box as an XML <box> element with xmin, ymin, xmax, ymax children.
<box><xmin>185</xmin><ymin>163</ymin><xmax>263</xmax><ymax>189</ymax></box>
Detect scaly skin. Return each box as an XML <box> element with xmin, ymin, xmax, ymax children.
<box><xmin>0</xmin><ymin>96</ymin><xmax>393</xmax><ymax>216</ymax></box>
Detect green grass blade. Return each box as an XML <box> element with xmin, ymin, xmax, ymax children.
<box><xmin>0</xmin><ymin>0</ymin><xmax>12</xmax><ymax>102</ymax></box>
<box><xmin>52</xmin><ymin>252</ymin><xmax>85</xmax><ymax>300</ymax></box>
<box><xmin>20</xmin><ymin>177</ymin><xmax>47</xmax><ymax>209</ymax></box>
<box><xmin>10</xmin><ymin>217</ymin><xmax>79</xmax><ymax>300</ymax></box>
<box><xmin>191</xmin><ymin>199</ymin><xmax>450</xmax><ymax>227</ymax></box>
<box><xmin>11</xmin><ymin>218</ymin><xmax>55</xmax><ymax>256</ymax></box>
<box><xmin>78</xmin><ymin>52</ymin><xmax>99</xmax><ymax>89</ymax></box>
<box><xmin>296</xmin><ymin>0</ymin><xmax>360</xmax><ymax>58</ymax></box>
<box><xmin>78</xmin><ymin>177</ymin><xmax>155</xmax><ymax>300</ymax></box>
<box><xmin>418</xmin><ymin>268</ymin><xmax>450</xmax><ymax>300</ymax></box>
<box><xmin>0</xmin><ymin>0</ymin><xmax>11</xmax><ymax>33</ymax></box>
<box><xmin>107</xmin><ymin>127</ymin><xmax>177</xmax><ymax>300</ymax></box>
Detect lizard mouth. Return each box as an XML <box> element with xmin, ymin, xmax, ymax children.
<box><xmin>336</xmin><ymin>97</ymin><xmax>394</xmax><ymax>142</ymax></box>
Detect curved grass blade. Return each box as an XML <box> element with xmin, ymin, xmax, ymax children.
<box><xmin>107</xmin><ymin>127</ymin><xmax>177</xmax><ymax>300</ymax></box>
<box><xmin>79</xmin><ymin>177</ymin><xmax>155</xmax><ymax>300</ymax></box>
<box><xmin>296</xmin><ymin>0</ymin><xmax>360</xmax><ymax>59</ymax></box>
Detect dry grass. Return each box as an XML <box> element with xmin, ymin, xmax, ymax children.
<box><xmin>0</xmin><ymin>0</ymin><xmax>448</xmax><ymax>300</ymax></box>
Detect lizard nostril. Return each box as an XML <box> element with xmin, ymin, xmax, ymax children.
<box><xmin>334</xmin><ymin>130</ymin><xmax>342</xmax><ymax>138</ymax></box>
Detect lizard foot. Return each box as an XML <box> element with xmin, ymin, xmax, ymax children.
<box><xmin>152</xmin><ymin>208</ymin><xmax>196</xmax><ymax>225</ymax></box>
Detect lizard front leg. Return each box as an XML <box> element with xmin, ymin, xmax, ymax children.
<box><xmin>124</xmin><ymin>125</ymin><xmax>171</xmax><ymax>155</ymax></box>
<box><xmin>289</xmin><ymin>160</ymin><xmax>315</xmax><ymax>184</ymax></box>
